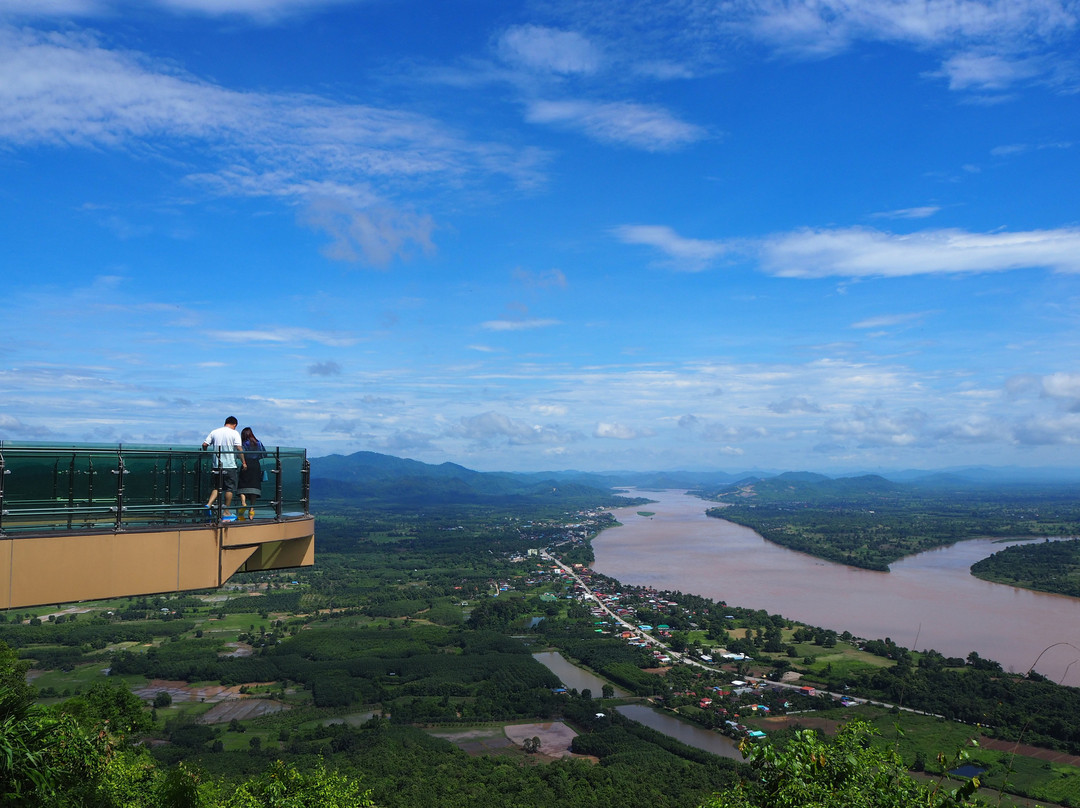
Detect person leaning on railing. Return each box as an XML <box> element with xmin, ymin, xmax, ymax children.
<box><xmin>202</xmin><ymin>416</ymin><xmax>246</xmax><ymax>522</ymax></box>
<box><xmin>238</xmin><ymin>426</ymin><xmax>265</xmax><ymax>520</ymax></box>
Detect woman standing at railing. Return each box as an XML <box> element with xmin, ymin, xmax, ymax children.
<box><xmin>238</xmin><ymin>427</ymin><xmax>265</xmax><ymax>520</ymax></box>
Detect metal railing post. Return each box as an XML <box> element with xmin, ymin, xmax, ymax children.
<box><xmin>0</xmin><ymin>443</ymin><xmax>308</xmax><ymax>535</ymax></box>
<box><xmin>112</xmin><ymin>448</ymin><xmax>128</xmax><ymax>531</ymax></box>
<box><xmin>301</xmin><ymin>453</ymin><xmax>310</xmax><ymax>515</ymax></box>
<box><xmin>67</xmin><ymin>454</ymin><xmax>76</xmax><ymax>531</ymax></box>
<box><xmin>273</xmin><ymin>448</ymin><xmax>283</xmax><ymax>521</ymax></box>
<box><xmin>0</xmin><ymin>449</ymin><xmax>7</xmax><ymax>537</ymax></box>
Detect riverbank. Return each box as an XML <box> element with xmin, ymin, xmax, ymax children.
<box><xmin>591</xmin><ymin>489</ymin><xmax>1080</xmax><ymax>687</ymax></box>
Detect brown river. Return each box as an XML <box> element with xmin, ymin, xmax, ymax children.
<box><xmin>591</xmin><ymin>490</ymin><xmax>1080</xmax><ymax>687</ymax></box>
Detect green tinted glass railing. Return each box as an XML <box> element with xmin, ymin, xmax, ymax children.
<box><xmin>0</xmin><ymin>443</ymin><xmax>310</xmax><ymax>535</ymax></box>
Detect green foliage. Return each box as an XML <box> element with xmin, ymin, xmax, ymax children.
<box><xmin>707</xmin><ymin>478</ymin><xmax>1080</xmax><ymax>570</ymax></box>
<box><xmin>831</xmin><ymin>643</ymin><xmax>1080</xmax><ymax>753</ymax></box>
<box><xmin>971</xmin><ymin>538</ymin><xmax>1080</xmax><ymax>596</ymax></box>
<box><xmin>66</xmin><ymin>680</ymin><xmax>154</xmax><ymax>735</ymax></box>
<box><xmin>222</xmin><ymin>760</ymin><xmax>373</xmax><ymax>808</ymax></box>
<box><xmin>0</xmin><ymin>684</ymin><xmax>64</xmax><ymax>805</ymax></box>
<box><xmin>701</xmin><ymin>719</ymin><xmax>981</xmax><ymax>808</ymax></box>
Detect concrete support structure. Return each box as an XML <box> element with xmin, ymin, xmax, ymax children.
<box><xmin>0</xmin><ymin>516</ymin><xmax>315</xmax><ymax>609</ymax></box>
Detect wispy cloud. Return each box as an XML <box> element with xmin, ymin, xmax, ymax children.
<box><xmin>525</xmin><ymin>99</ymin><xmax>705</xmax><ymax>151</ymax></box>
<box><xmin>299</xmin><ymin>198</ymin><xmax>435</xmax><ymax>267</ymax></box>
<box><xmin>594</xmin><ymin>421</ymin><xmax>654</xmax><ymax>439</ymax></box>
<box><xmin>204</xmin><ymin>327</ymin><xmax>359</xmax><ymax>346</ymax></box>
<box><xmin>0</xmin><ymin>413</ymin><xmax>55</xmax><ymax>438</ymax></box>
<box><xmin>931</xmin><ymin>52</ymin><xmax>1044</xmax><ymax>91</ymax></box>
<box><xmin>744</xmin><ymin>0</ymin><xmax>1078</xmax><ymax>52</ymax></box>
<box><xmin>615</xmin><ymin>222</ymin><xmax>1080</xmax><ymax>278</ymax></box>
<box><xmin>0</xmin><ymin>25</ymin><xmax>546</xmax><ymax>267</ymax></box>
<box><xmin>767</xmin><ymin>396</ymin><xmax>822</xmax><ymax>414</ymax></box>
<box><xmin>870</xmin><ymin>205</ymin><xmax>941</xmax><ymax>220</ymax></box>
<box><xmin>497</xmin><ymin>25</ymin><xmax>603</xmax><ymax>75</ymax></box>
<box><xmin>549</xmin><ymin>0</ymin><xmax>1079</xmax><ymax>95</ymax></box>
<box><xmin>851</xmin><ymin>312</ymin><xmax>933</xmax><ymax>329</ymax></box>
<box><xmin>991</xmin><ymin>140</ymin><xmax>1073</xmax><ymax>157</ymax></box>
<box><xmin>612</xmin><ymin>224</ymin><xmax>728</xmax><ymax>271</ymax></box>
<box><xmin>1</xmin><ymin>0</ymin><xmax>367</xmax><ymax>23</ymax></box>
<box><xmin>454</xmin><ymin>411</ymin><xmax>583</xmax><ymax>445</ymax></box>
<box><xmin>308</xmin><ymin>361</ymin><xmax>342</xmax><ymax>376</ymax></box>
<box><xmin>480</xmin><ymin>318</ymin><xmax>561</xmax><ymax>331</ymax></box>
<box><xmin>514</xmin><ymin>268</ymin><xmax>568</xmax><ymax>290</ymax></box>
<box><xmin>758</xmin><ymin>226</ymin><xmax>1080</xmax><ymax>278</ymax></box>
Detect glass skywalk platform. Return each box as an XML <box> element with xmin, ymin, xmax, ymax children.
<box><xmin>0</xmin><ymin>442</ymin><xmax>315</xmax><ymax>609</ymax></box>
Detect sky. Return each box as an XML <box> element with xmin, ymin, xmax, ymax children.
<box><xmin>1</xmin><ymin>0</ymin><xmax>1079</xmax><ymax>473</ymax></box>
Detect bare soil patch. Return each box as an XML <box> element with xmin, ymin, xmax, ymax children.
<box><xmin>133</xmin><ymin>679</ymin><xmax>289</xmax><ymax>724</ymax></box>
<box><xmin>504</xmin><ymin>721</ymin><xmax>579</xmax><ymax>757</ymax></box>
<box><xmin>428</xmin><ymin>726</ymin><xmax>514</xmax><ymax>755</ymax></box>
<box><xmin>31</xmin><ymin>608</ymin><xmax>92</xmax><ymax>623</ymax></box>
<box><xmin>219</xmin><ymin>642</ymin><xmax>254</xmax><ymax>658</ymax></box>
<box><xmin>979</xmin><ymin>736</ymin><xmax>1080</xmax><ymax>767</ymax></box>
<box><xmin>198</xmin><ymin>699</ymin><xmax>288</xmax><ymax>724</ymax></box>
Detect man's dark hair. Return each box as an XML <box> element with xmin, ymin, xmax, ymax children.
<box><xmin>225</xmin><ymin>416</ymin><xmax>238</xmax><ymax>426</ymax></box>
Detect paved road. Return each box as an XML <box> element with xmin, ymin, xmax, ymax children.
<box><xmin>542</xmin><ymin>549</ymin><xmax>941</xmax><ymax>719</ymax></box>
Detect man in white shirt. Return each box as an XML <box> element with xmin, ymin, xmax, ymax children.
<box><xmin>203</xmin><ymin>416</ymin><xmax>246</xmax><ymax>521</ymax></box>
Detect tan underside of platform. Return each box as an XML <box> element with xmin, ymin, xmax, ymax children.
<box><xmin>0</xmin><ymin>517</ymin><xmax>314</xmax><ymax>609</ymax></box>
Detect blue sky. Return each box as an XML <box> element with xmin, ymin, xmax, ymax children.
<box><xmin>1</xmin><ymin>0</ymin><xmax>1079</xmax><ymax>472</ymax></box>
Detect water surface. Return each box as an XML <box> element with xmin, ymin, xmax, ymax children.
<box><xmin>532</xmin><ymin>651</ymin><xmax>627</xmax><ymax>697</ymax></box>
<box><xmin>592</xmin><ymin>490</ymin><xmax>1080</xmax><ymax>686</ymax></box>
<box><xmin>616</xmin><ymin>703</ymin><xmax>742</xmax><ymax>760</ymax></box>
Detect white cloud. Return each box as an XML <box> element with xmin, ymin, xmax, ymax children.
<box><xmin>1012</xmin><ymin>412</ymin><xmax>1080</xmax><ymax>445</ymax></box>
<box><xmin>551</xmin><ymin>1</ymin><xmax>1078</xmax><ymax>96</ymax></box>
<box><xmin>870</xmin><ymin>206</ymin><xmax>941</xmax><ymax>219</ymax></box>
<box><xmin>373</xmin><ymin>429</ymin><xmax>438</xmax><ymax>453</ymax></box>
<box><xmin>533</xmin><ymin>404</ymin><xmax>568</xmax><ymax>417</ymax></box>
<box><xmin>615</xmin><ymin>223</ymin><xmax>1080</xmax><ymax>277</ymax></box>
<box><xmin>1</xmin><ymin>0</ymin><xmax>365</xmax><ymax>22</ymax></box>
<box><xmin>758</xmin><ymin>226</ymin><xmax>1080</xmax><ymax>278</ymax></box>
<box><xmin>612</xmin><ymin>224</ymin><xmax>728</xmax><ymax>271</ymax></box>
<box><xmin>0</xmin><ymin>413</ymin><xmax>54</xmax><ymax>438</ymax></box>
<box><xmin>525</xmin><ymin>99</ymin><xmax>705</xmax><ymax>151</ymax></box>
<box><xmin>497</xmin><ymin>25</ymin><xmax>603</xmax><ymax>75</ymax></box>
<box><xmin>1042</xmin><ymin>372</ymin><xmax>1080</xmax><ymax>401</ymax></box>
<box><xmin>514</xmin><ymin>268</ymin><xmax>568</xmax><ymax>290</ymax></box>
<box><xmin>0</xmin><ymin>26</ymin><xmax>546</xmax><ymax>212</ymax></box>
<box><xmin>827</xmin><ymin>405</ymin><xmax>929</xmax><ymax>447</ymax></box>
<box><xmin>744</xmin><ymin>0</ymin><xmax>1079</xmax><ymax>53</ymax></box>
<box><xmin>594</xmin><ymin>421</ymin><xmax>654</xmax><ymax>439</ymax></box>
<box><xmin>308</xmin><ymin>361</ymin><xmax>342</xmax><ymax>376</ymax></box>
<box><xmin>204</xmin><ymin>327</ymin><xmax>359</xmax><ymax>346</ymax></box>
<box><xmin>455</xmin><ymin>411</ymin><xmax>583</xmax><ymax>445</ymax></box>
<box><xmin>767</xmin><ymin>396</ymin><xmax>822</xmax><ymax>414</ymax></box>
<box><xmin>851</xmin><ymin>311</ymin><xmax>932</xmax><ymax>329</ymax></box>
<box><xmin>300</xmin><ymin>198</ymin><xmax>435</xmax><ymax>267</ymax></box>
<box><xmin>932</xmin><ymin>52</ymin><xmax>1043</xmax><ymax>91</ymax></box>
<box><xmin>934</xmin><ymin>414</ymin><xmax>1008</xmax><ymax>443</ymax></box>
<box><xmin>480</xmin><ymin>318</ymin><xmax>561</xmax><ymax>331</ymax></box>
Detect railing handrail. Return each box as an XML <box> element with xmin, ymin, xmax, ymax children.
<box><xmin>0</xmin><ymin>441</ymin><xmax>309</xmax><ymax>537</ymax></box>
<box><xmin>0</xmin><ymin>442</ymin><xmax>307</xmax><ymax>456</ymax></box>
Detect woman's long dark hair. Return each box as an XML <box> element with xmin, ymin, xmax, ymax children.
<box><xmin>241</xmin><ymin>427</ymin><xmax>260</xmax><ymax>448</ymax></box>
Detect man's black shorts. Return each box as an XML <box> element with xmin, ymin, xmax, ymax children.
<box><xmin>215</xmin><ymin>467</ymin><xmax>239</xmax><ymax>493</ymax></box>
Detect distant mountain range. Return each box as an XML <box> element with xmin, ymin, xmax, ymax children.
<box><xmin>309</xmin><ymin>451</ymin><xmax>1080</xmax><ymax>507</ymax></box>
<box><xmin>309</xmin><ymin>451</ymin><xmax>642</xmax><ymax>507</ymax></box>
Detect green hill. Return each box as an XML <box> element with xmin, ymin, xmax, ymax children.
<box><xmin>310</xmin><ymin>451</ymin><xmax>643</xmax><ymax>508</ymax></box>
